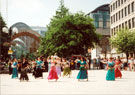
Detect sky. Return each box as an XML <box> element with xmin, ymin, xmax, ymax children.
<box><xmin>0</xmin><ymin>0</ymin><xmax>112</xmax><ymax>27</ymax></box>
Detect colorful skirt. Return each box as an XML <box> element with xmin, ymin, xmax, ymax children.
<box><xmin>115</xmin><ymin>67</ymin><xmax>122</xmax><ymax>78</ymax></box>
<box><xmin>12</xmin><ymin>68</ymin><xmax>18</xmax><ymax>78</ymax></box>
<box><xmin>63</xmin><ymin>67</ymin><xmax>71</xmax><ymax>76</ymax></box>
<box><xmin>48</xmin><ymin>69</ymin><xmax>58</xmax><ymax>80</ymax></box>
<box><xmin>56</xmin><ymin>66</ymin><xmax>61</xmax><ymax>76</ymax></box>
<box><xmin>106</xmin><ymin>68</ymin><xmax>115</xmax><ymax>81</ymax></box>
<box><xmin>77</xmin><ymin>67</ymin><xmax>88</xmax><ymax>79</ymax></box>
<box><xmin>20</xmin><ymin>68</ymin><xmax>29</xmax><ymax>80</ymax></box>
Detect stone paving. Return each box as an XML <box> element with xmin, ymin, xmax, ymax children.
<box><xmin>1</xmin><ymin>70</ymin><xmax>135</xmax><ymax>94</ymax></box>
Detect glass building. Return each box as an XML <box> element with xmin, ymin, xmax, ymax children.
<box><xmin>87</xmin><ymin>4</ymin><xmax>111</xmax><ymax>59</ymax></box>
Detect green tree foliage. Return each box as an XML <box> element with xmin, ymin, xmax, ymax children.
<box><xmin>39</xmin><ymin>0</ymin><xmax>100</xmax><ymax>57</ymax></box>
<box><xmin>110</xmin><ymin>28</ymin><xmax>135</xmax><ymax>59</ymax></box>
<box><xmin>0</xmin><ymin>13</ymin><xmax>10</xmax><ymax>60</ymax></box>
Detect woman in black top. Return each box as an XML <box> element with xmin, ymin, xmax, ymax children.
<box><xmin>19</xmin><ymin>58</ymin><xmax>29</xmax><ymax>82</ymax></box>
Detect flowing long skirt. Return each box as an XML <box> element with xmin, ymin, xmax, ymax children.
<box><xmin>56</xmin><ymin>66</ymin><xmax>61</xmax><ymax>76</ymax></box>
<box><xmin>106</xmin><ymin>69</ymin><xmax>115</xmax><ymax>81</ymax></box>
<box><xmin>63</xmin><ymin>67</ymin><xmax>71</xmax><ymax>76</ymax></box>
<box><xmin>34</xmin><ymin>68</ymin><xmax>43</xmax><ymax>78</ymax></box>
<box><xmin>77</xmin><ymin>67</ymin><xmax>87</xmax><ymax>79</ymax></box>
<box><xmin>115</xmin><ymin>67</ymin><xmax>122</xmax><ymax>78</ymax></box>
<box><xmin>12</xmin><ymin>68</ymin><xmax>18</xmax><ymax>78</ymax></box>
<box><xmin>48</xmin><ymin>69</ymin><xmax>58</xmax><ymax>80</ymax></box>
<box><xmin>20</xmin><ymin>68</ymin><xmax>29</xmax><ymax>80</ymax></box>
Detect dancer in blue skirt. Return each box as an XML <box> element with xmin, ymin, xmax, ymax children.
<box><xmin>77</xmin><ymin>57</ymin><xmax>88</xmax><ymax>81</ymax></box>
<box><xmin>12</xmin><ymin>58</ymin><xmax>18</xmax><ymax>79</ymax></box>
<box><xmin>102</xmin><ymin>57</ymin><xmax>115</xmax><ymax>81</ymax></box>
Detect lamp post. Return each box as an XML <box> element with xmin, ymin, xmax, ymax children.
<box><xmin>2</xmin><ymin>27</ymin><xmax>18</xmax><ymax>59</ymax></box>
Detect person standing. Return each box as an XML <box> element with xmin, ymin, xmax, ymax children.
<box><xmin>77</xmin><ymin>58</ymin><xmax>88</xmax><ymax>81</ymax></box>
<box><xmin>63</xmin><ymin>59</ymin><xmax>71</xmax><ymax>78</ymax></box>
<box><xmin>56</xmin><ymin>58</ymin><xmax>61</xmax><ymax>76</ymax></box>
<box><xmin>47</xmin><ymin>59</ymin><xmax>58</xmax><ymax>81</ymax></box>
<box><xmin>35</xmin><ymin>57</ymin><xmax>43</xmax><ymax>79</ymax></box>
<box><xmin>114</xmin><ymin>58</ymin><xmax>122</xmax><ymax>78</ymax></box>
<box><xmin>19</xmin><ymin>58</ymin><xmax>29</xmax><ymax>82</ymax></box>
<box><xmin>102</xmin><ymin>57</ymin><xmax>115</xmax><ymax>81</ymax></box>
<box><xmin>8</xmin><ymin>59</ymin><xmax>12</xmax><ymax>75</ymax></box>
<box><xmin>11</xmin><ymin>58</ymin><xmax>18</xmax><ymax>79</ymax></box>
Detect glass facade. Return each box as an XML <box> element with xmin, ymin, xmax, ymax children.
<box><xmin>89</xmin><ymin>5</ymin><xmax>110</xmax><ymax>29</ymax></box>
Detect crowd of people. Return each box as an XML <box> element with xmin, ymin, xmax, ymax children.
<box><xmin>0</xmin><ymin>56</ymin><xmax>135</xmax><ymax>82</ymax></box>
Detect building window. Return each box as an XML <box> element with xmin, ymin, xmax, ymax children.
<box><xmin>131</xmin><ymin>2</ymin><xmax>134</xmax><ymax>12</ymax></box>
<box><xmin>122</xmin><ymin>9</ymin><xmax>124</xmax><ymax>18</ymax></box>
<box><xmin>128</xmin><ymin>4</ymin><xmax>130</xmax><ymax>14</ymax></box>
<box><xmin>128</xmin><ymin>20</ymin><xmax>131</xmax><ymax>29</ymax></box>
<box><xmin>118</xmin><ymin>0</ymin><xmax>120</xmax><ymax>6</ymax></box>
<box><xmin>119</xmin><ymin>25</ymin><xmax>121</xmax><ymax>30</ymax></box>
<box><xmin>125</xmin><ymin>21</ymin><xmax>127</xmax><ymax>28</ymax></box>
<box><xmin>116</xmin><ymin>13</ymin><xmax>118</xmax><ymax>21</ymax></box>
<box><xmin>132</xmin><ymin>18</ymin><xmax>135</xmax><ymax>28</ymax></box>
<box><xmin>119</xmin><ymin>11</ymin><xmax>121</xmax><ymax>20</ymax></box>
<box><xmin>113</xmin><ymin>3</ymin><xmax>115</xmax><ymax>10</ymax></box>
<box><xmin>121</xmin><ymin>0</ymin><xmax>123</xmax><ymax>4</ymax></box>
<box><xmin>116</xmin><ymin>1</ymin><xmax>118</xmax><ymax>8</ymax></box>
<box><xmin>111</xmin><ymin>16</ymin><xmax>113</xmax><ymax>24</ymax></box>
<box><xmin>122</xmin><ymin>23</ymin><xmax>124</xmax><ymax>28</ymax></box>
<box><xmin>111</xmin><ymin>5</ymin><xmax>113</xmax><ymax>12</ymax></box>
<box><xmin>125</xmin><ymin>7</ymin><xmax>127</xmax><ymax>16</ymax></box>
<box><xmin>124</xmin><ymin>0</ymin><xmax>126</xmax><ymax>2</ymax></box>
<box><xmin>114</xmin><ymin>15</ymin><xmax>115</xmax><ymax>23</ymax></box>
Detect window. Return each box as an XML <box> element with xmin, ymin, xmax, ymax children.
<box><xmin>131</xmin><ymin>2</ymin><xmax>134</xmax><ymax>12</ymax></box>
<box><xmin>114</xmin><ymin>15</ymin><xmax>115</xmax><ymax>23</ymax></box>
<box><xmin>125</xmin><ymin>21</ymin><xmax>127</xmax><ymax>28</ymax></box>
<box><xmin>119</xmin><ymin>11</ymin><xmax>121</xmax><ymax>20</ymax></box>
<box><xmin>111</xmin><ymin>5</ymin><xmax>113</xmax><ymax>12</ymax></box>
<box><xmin>124</xmin><ymin>0</ymin><xmax>126</xmax><ymax>2</ymax></box>
<box><xmin>116</xmin><ymin>1</ymin><xmax>118</xmax><ymax>8</ymax></box>
<box><xmin>128</xmin><ymin>4</ymin><xmax>130</xmax><ymax>14</ymax></box>
<box><xmin>128</xmin><ymin>20</ymin><xmax>131</xmax><ymax>29</ymax></box>
<box><xmin>119</xmin><ymin>25</ymin><xmax>121</xmax><ymax>30</ymax></box>
<box><xmin>116</xmin><ymin>13</ymin><xmax>118</xmax><ymax>21</ymax></box>
<box><xmin>118</xmin><ymin>0</ymin><xmax>120</xmax><ymax>6</ymax></box>
<box><xmin>111</xmin><ymin>16</ymin><xmax>113</xmax><ymax>24</ymax></box>
<box><xmin>113</xmin><ymin>3</ymin><xmax>115</xmax><ymax>10</ymax></box>
<box><xmin>122</xmin><ymin>23</ymin><xmax>124</xmax><ymax>28</ymax></box>
<box><xmin>122</xmin><ymin>9</ymin><xmax>124</xmax><ymax>18</ymax></box>
<box><xmin>121</xmin><ymin>0</ymin><xmax>123</xmax><ymax>4</ymax></box>
<box><xmin>125</xmin><ymin>7</ymin><xmax>127</xmax><ymax>16</ymax></box>
<box><xmin>132</xmin><ymin>18</ymin><xmax>135</xmax><ymax>28</ymax></box>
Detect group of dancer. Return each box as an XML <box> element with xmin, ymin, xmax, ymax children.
<box><xmin>9</xmin><ymin>56</ymin><xmax>123</xmax><ymax>82</ymax></box>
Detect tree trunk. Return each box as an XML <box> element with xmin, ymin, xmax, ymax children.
<box><xmin>126</xmin><ymin>52</ymin><xmax>129</xmax><ymax>62</ymax></box>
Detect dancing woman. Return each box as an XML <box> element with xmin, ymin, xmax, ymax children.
<box><xmin>102</xmin><ymin>57</ymin><xmax>115</xmax><ymax>81</ymax></box>
<box><xmin>19</xmin><ymin>58</ymin><xmax>29</xmax><ymax>82</ymax></box>
<box><xmin>11</xmin><ymin>58</ymin><xmax>18</xmax><ymax>79</ymax></box>
<box><xmin>56</xmin><ymin>58</ymin><xmax>61</xmax><ymax>76</ymax></box>
<box><xmin>47</xmin><ymin>59</ymin><xmax>58</xmax><ymax>81</ymax></box>
<box><xmin>63</xmin><ymin>59</ymin><xmax>71</xmax><ymax>78</ymax></box>
<box><xmin>77</xmin><ymin>58</ymin><xmax>88</xmax><ymax>81</ymax></box>
<box><xmin>35</xmin><ymin>57</ymin><xmax>43</xmax><ymax>79</ymax></box>
<box><xmin>115</xmin><ymin>58</ymin><xmax>122</xmax><ymax>78</ymax></box>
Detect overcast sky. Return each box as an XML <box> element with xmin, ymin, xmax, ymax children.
<box><xmin>0</xmin><ymin>0</ymin><xmax>112</xmax><ymax>27</ymax></box>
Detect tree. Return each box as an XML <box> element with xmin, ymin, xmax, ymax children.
<box><xmin>39</xmin><ymin>0</ymin><xmax>100</xmax><ymax>57</ymax></box>
<box><xmin>110</xmin><ymin>28</ymin><xmax>135</xmax><ymax>59</ymax></box>
<box><xmin>100</xmin><ymin>36</ymin><xmax>111</xmax><ymax>58</ymax></box>
<box><xmin>0</xmin><ymin>13</ymin><xmax>10</xmax><ymax>60</ymax></box>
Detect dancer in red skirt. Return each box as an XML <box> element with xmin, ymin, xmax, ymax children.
<box><xmin>115</xmin><ymin>58</ymin><xmax>122</xmax><ymax>78</ymax></box>
<box><xmin>47</xmin><ymin>60</ymin><xmax>58</xmax><ymax>81</ymax></box>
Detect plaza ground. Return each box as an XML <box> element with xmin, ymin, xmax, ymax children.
<box><xmin>1</xmin><ymin>70</ymin><xmax>135</xmax><ymax>94</ymax></box>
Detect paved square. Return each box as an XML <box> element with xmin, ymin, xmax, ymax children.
<box><xmin>1</xmin><ymin>70</ymin><xmax>135</xmax><ymax>94</ymax></box>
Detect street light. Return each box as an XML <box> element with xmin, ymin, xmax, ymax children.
<box><xmin>2</xmin><ymin>27</ymin><xmax>18</xmax><ymax>59</ymax></box>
